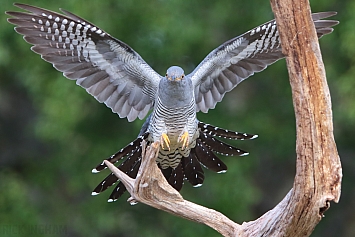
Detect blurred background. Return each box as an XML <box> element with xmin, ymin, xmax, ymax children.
<box><xmin>0</xmin><ymin>0</ymin><xmax>353</xmax><ymax>236</ymax></box>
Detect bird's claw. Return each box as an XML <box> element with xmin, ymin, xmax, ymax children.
<box><xmin>160</xmin><ymin>133</ymin><xmax>170</xmax><ymax>151</ymax></box>
<box><xmin>179</xmin><ymin>131</ymin><xmax>189</xmax><ymax>150</ymax></box>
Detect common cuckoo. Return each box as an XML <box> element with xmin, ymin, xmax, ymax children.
<box><xmin>7</xmin><ymin>3</ymin><xmax>338</xmax><ymax>202</ymax></box>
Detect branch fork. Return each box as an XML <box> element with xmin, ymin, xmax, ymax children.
<box><xmin>104</xmin><ymin>1</ymin><xmax>342</xmax><ymax>236</ymax></box>
<box><xmin>104</xmin><ymin>141</ymin><xmax>239</xmax><ymax>237</ymax></box>
<box><xmin>104</xmin><ymin>141</ymin><xmax>184</xmax><ymax>206</ymax></box>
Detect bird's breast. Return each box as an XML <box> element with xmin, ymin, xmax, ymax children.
<box><xmin>150</xmin><ymin>96</ymin><xmax>196</xmax><ymax>141</ymax></box>
<box><xmin>148</xmin><ymin>96</ymin><xmax>198</xmax><ymax>169</ymax></box>
<box><xmin>158</xmin><ymin>77</ymin><xmax>194</xmax><ymax>108</ymax></box>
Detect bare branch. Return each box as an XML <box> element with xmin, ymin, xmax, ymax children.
<box><xmin>105</xmin><ymin>0</ymin><xmax>342</xmax><ymax>236</ymax></box>
<box><xmin>267</xmin><ymin>0</ymin><xmax>342</xmax><ymax>235</ymax></box>
<box><xmin>104</xmin><ymin>141</ymin><xmax>239</xmax><ymax>237</ymax></box>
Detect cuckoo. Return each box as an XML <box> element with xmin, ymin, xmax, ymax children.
<box><xmin>7</xmin><ymin>3</ymin><xmax>338</xmax><ymax>202</ymax></box>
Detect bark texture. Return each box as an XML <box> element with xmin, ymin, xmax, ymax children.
<box><xmin>104</xmin><ymin>1</ymin><xmax>342</xmax><ymax>236</ymax></box>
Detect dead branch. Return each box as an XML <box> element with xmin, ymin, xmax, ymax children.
<box><xmin>104</xmin><ymin>142</ymin><xmax>239</xmax><ymax>237</ymax></box>
<box><xmin>105</xmin><ymin>0</ymin><xmax>342</xmax><ymax>236</ymax></box>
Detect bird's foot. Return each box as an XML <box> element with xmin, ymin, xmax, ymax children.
<box><xmin>160</xmin><ymin>133</ymin><xmax>170</xmax><ymax>151</ymax></box>
<box><xmin>179</xmin><ymin>131</ymin><xmax>189</xmax><ymax>150</ymax></box>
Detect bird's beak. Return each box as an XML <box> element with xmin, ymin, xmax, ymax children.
<box><xmin>167</xmin><ymin>75</ymin><xmax>184</xmax><ymax>81</ymax></box>
<box><xmin>174</xmin><ymin>75</ymin><xmax>183</xmax><ymax>81</ymax></box>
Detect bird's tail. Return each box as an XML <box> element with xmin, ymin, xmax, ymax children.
<box><xmin>91</xmin><ymin>123</ymin><xmax>257</xmax><ymax>201</ymax></box>
<box><xmin>91</xmin><ymin>133</ymin><xmax>147</xmax><ymax>202</ymax></box>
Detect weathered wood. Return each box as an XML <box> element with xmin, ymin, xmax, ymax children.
<box><xmin>104</xmin><ymin>142</ymin><xmax>239</xmax><ymax>237</ymax></box>
<box><xmin>266</xmin><ymin>0</ymin><xmax>342</xmax><ymax>236</ymax></box>
<box><xmin>104</xmin><ymin>1</ymin><xmax>342</xmax><ymax>236</ymax></box>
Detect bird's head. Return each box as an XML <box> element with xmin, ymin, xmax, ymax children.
<box><xmin>165</xmin><ymin>66</ymin><xmax>185</xmax><ymax>82</ymax></box>
<box><xmin>159</xmin><ymin>65</ymin><xmax>192</xmax><ymax>107</ymax></box>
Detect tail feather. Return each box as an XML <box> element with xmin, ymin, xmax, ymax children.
<box><xmin>158</xmin><ymin>163</ymin><xmax>184</xmax><ymax>191</ymax></box>
<box><xmin>194</xmin><ymin>141</ymin><xmax>227</xmax><ymax>173</ymax></box>
<box><xmin>182</xmin><ymin>150</ymin><xmax>204</xmax><ymax>187</ymax></box>
<box><xmin>92</xmin><ymin>173</ymin><xmax>119</xmax><ymax>195</ymax></box>
<box><xmin>168</xmin><ymin>162</ymin><xmax>184</xmax><ymax>191</ymax></box>
<box><xmin>198</xmin><ymin>122</ymin><xmax>257</xmax><ymax>140</ymax></box>
<box><xmin>91</xmin><ymin>146</ymin><xmax>142</xmax><ymax>195</ymax></box>
<box><xmin>108</xmin><ymin>159</ymin><xmax>141</xmax><ymax>202</ymax></box>
<box><xmin>199</xmin><ymin>132</ymin><xmax>249</xmax><ymax>156</ymax></box>
<box><xmin>92</xmin><ymin>133</ymin><xmax>148</xmax><ymax>173</ymax></box>
<box><xmin>107</xmin><ymin>182</ymin><xmax>126</xmax><ymax>202</ymax></box>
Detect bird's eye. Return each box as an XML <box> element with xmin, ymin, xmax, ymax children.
<box><xmin>166</xmin><ymin>73</ymin><xmax>168</xmax><ymax>77</ymax></box>
<box><xmin>182</xmin><ymin>75</ymin><xmax>184</xmax><ymax>78</ymax></box>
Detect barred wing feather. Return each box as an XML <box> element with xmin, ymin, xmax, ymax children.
<box><xmin>7</xmin><ymin>3</ymin><xmax>161</xmax><ymax>122</ymax></box>
<box><xmin>189</xmin><ymin>12</ymin><xmax>338</xmax><ymax>113</ymax></box>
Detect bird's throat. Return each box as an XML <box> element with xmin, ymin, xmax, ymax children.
<box><xmin>158</xmin><ymin>77</ymin><xmax>194</xmax><ymax>108</ymax></box>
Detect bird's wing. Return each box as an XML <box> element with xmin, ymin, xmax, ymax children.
<box><xmin>189</xmin><ymin>12</ymin><xmax>338</xmax><ymax>113</ymax></box>
<box><xmin>7</xmin><ymin>3</ymin><xmax>161</xmax><ymax>122</ymax></box>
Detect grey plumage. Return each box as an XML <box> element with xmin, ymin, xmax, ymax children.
<box><xmin>7</xmin><ymin>3</ymin><xmax>338</xmax><ymax>201</ymax></box>
<box><xmin>7</xmin><ymin>3</ymin><xmax>160</xmax><ymax>122</ymax></box>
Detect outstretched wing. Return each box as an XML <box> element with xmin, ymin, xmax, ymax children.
<box><xmin>189</xmin><ymin>12</ymin><xmax>338</xmax><ymax>113</ymax></box>
<box><xmin>7</xmin><ymin>3</ymin><xmax>161</xmax><ymax>122</ymax></box>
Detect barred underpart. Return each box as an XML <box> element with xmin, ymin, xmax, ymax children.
<box><xmin>150</xmin><ymin>97</ymin><xmax>198</xmax><ymax>169</ymax></box>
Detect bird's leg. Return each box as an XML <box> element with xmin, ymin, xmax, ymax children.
<box><xmin>160</xmin><ymin>133</ymin><xmax>170</xmax><ymax>151</ymax></box>
<box><xmin>178</xmin><ymin>131</ymin><xmax>190</xmax><ymax>150</ymax></box>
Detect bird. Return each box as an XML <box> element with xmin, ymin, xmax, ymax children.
<box><xmin>7</xmin><ymin>3</ymin><xmax>338</xmax><ymax>202</ymax></box>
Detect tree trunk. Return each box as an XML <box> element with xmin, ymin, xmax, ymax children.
<box><xmin>104</xmin><ymin>0</ymin><xmax>342</xmax><ymax>236</ymax></box>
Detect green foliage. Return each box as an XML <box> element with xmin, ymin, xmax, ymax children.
<box><xmin>0</xmin><ymin>0</ymin><xmax>353</xmax><ymax>236</ymax></box>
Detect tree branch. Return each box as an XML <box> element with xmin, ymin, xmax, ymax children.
<box><xmin>104</xmin><ymin>142</ymin><xmax>239</xmax><ymax>237</ymax></box>
<box><xmin>266</xmin><ymin>0</ymin><xmax>342</xmax><ymax>235</ymax></box>
<box><xmin>104</xmin><ymin>0</ymin><xmax>342</xmax><ymax>236</ymax></box>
